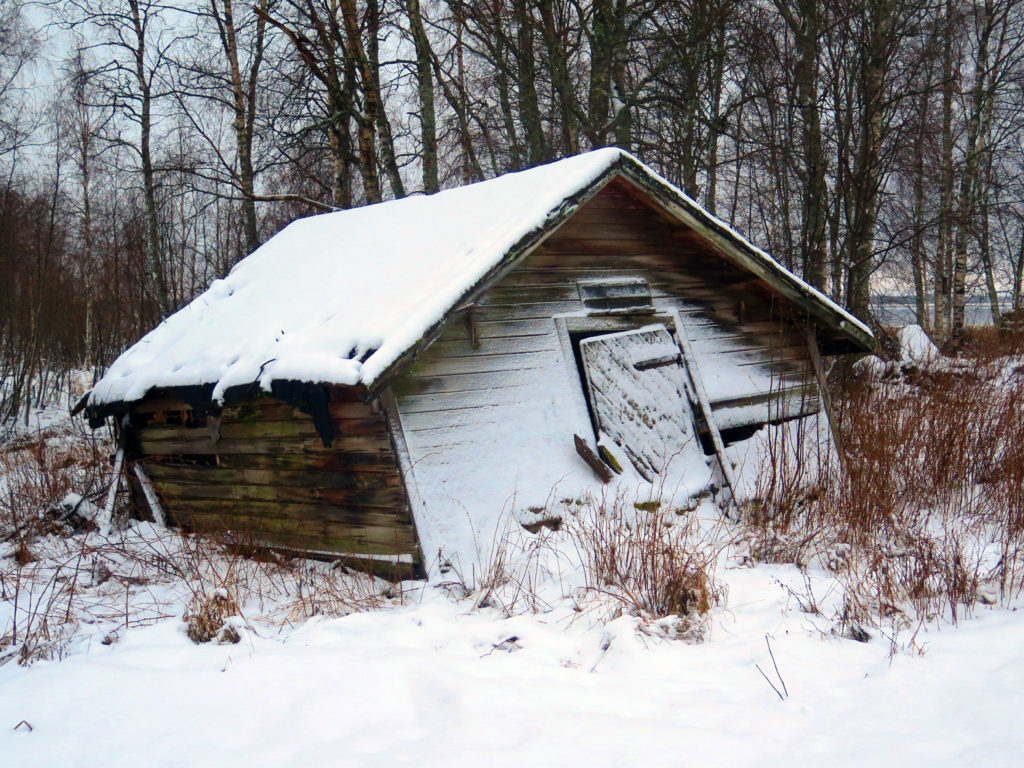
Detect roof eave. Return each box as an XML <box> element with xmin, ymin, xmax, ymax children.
<box><xmin>613</xmin><ymin>160</ymin><xmax>876</xmax><ymax>354</ymax></box>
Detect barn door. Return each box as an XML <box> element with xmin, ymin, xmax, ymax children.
<box><xmin>579</xmin><ymin>325</ymin><xmax>711</xmax><ymax>490</ymax></box>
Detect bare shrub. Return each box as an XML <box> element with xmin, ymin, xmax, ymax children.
<box><xmin>433</xmin><ymin>490</ymin><xmax>727</xmax><ymax>640</ymax></box>
<box><xmin>0</xmin><ymin>423</ymin><xmax>109</xmax><ymax>532</ymax></box>
<box><xmin>742</xmin><ymin>414</ymin><xmax>835</xmax><ymax>568</ymax></box>
<box><xmin>167</xmin><ymin>528</ymin><xmax>401</xmax><ymax>630</ymax></box>
<box><xmin>429</xmin><ymin>510</ymin><xmax>571</xmax><ymax>617</ymax></box>
<box><xmin>184</xmin><ymin>587</ymin><xmax>241</xmax><ymax>644</ymax></box>
<box><xmin>3</xmin><ymin>521</ymin><xmax>405</xmax><ymax>664</ymax></box>
<box><xmin>748</xmin><ymin>344</ymin><xmax>1024</xmax><ymax>636</ymax></box>
<box><xmin>283</xmin><ymin>560</ymin><xmax>398</xmax><ymax>620</ymax></box>
<box><xmin>568</xmin><ymin>491</ymin><xmax>726</xmax><ymax>636</ymax></box>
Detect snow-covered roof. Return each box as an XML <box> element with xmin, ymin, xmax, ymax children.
<box><xmin>87</xmin><ymin>148</ymin><xmax>873</xmax><ymax>412</ymax></box>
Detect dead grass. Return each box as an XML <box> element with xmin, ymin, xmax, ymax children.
<box><xmin>747</xmin><ymin>338</ymin><xmax>1024</xmax><ymax>637</ymax></box>
<box><xmin>1</xmin><ymin>423</ymin><xmax>403</xmax><ymax>663</ymax></box>
<box><xmin>2</xmin><ymin>523</ymin><xmax>404</xmax><ymax>661</ymax></box>
<box><xmin>562</xmin><ymin>491</ymin><xmax>726</xmax><ymax>639</ymax></box>
<box><xmin>184</xmin><ymin>588</ymin><xmax>241</xmax><ymax>644</ymax></box>
<box><xmin>945</xmin><ymin>324</ymin><xmax>1024</xmax><ymax>360</ymax></box>
<box><xmin>436</xmin><ymin>490</ymin><xmax>725</xmax><ymax>642</ymax></box>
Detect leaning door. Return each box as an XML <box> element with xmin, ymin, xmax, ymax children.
<box><xmin>579</xmin><ymin>325</ymin><xmax>711</xmax><ymax>491</ymax></box>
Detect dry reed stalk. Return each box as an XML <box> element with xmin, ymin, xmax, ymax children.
<box><xmin>748</xmin><ymin>343</ymin><xmax>1024</xmax><ymax>635</ymax></box>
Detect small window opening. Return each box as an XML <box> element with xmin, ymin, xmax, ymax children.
<box><xmin>156</xmin><ymin>409</ymin><xmax>204</xmax><ymax>429</ymax></box>
<box><xmin>577</xmin><ymin>277</ymin><xmax>654</xmax><ymax>314</ymax></box>
<box><xmin>696</xmin><ymin>410</ymin><xmax>812</xmax><ymax>455</ymax></box>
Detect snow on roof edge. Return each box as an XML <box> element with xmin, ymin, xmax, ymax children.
<box><xmin>86</xmin><ymin>149</ymin><xmax>624</xmax><ymax>412</ymax></box>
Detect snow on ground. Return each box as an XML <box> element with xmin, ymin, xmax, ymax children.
<box><xmin>1</xmin><ymin>369</ymin><xmax>95</xmax><ymax>438</ymax></box>
<box><xmin>5</xmin><ymin>364</ymin><xmax>1024</xmax><ymax>766</ymax></box>
<box><xmin>1</xmin><ymin>561</ymin><xmax>1022</xmax><ymax>767</ymax></box>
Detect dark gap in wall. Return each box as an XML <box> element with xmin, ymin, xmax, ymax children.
<box><xmin>698</xmin><ymin>423</ymin><xmax>763</xmax><ymax>455</ymax></box>
<box><xmin>568</xmin><ymin>330</ymin><xmax>608</xmax><ymax>436</ymax></box>
<box><xmin>145</xmin><ymin>454</ymin><xmax>218</xmax><ymax>467</ymax></box>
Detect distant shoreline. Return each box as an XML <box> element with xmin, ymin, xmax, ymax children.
<box><xmin>871</xmin><ymin>296</ymin><xmax>1009</xmax><ymax>326</ymax></box>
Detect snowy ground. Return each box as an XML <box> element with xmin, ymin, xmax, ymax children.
<box><xmin>4</xmin><ymin>359</ymin><xmax>1024</xmax><ymax>766</ymax></box>
<box><xmin>1</xmin><ymin>562</ymin><xmax>1023</xmax><ymax>767</ymax></box>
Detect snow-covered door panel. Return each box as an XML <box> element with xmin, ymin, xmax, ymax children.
<box><xmin>579</xmin><ymin>325</ymin><xmax>710</xmax><ymax>489</ymax></box>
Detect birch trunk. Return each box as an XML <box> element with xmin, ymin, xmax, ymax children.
<box><xmin>212</xmin><ymin>0</ymin><xmax>265</xmax><ymax>255</ymax></box>
<box><xmin>406</xmin><ymin>0</ymin><xmax>438</xmax><ymax>192</ymax></box>
<box><xmin>934</xmin><ymin>0</ymin><xmax>956</xmax><ymax>336</ymax></box>
<box><xmin>910</xmin><ymin>87</ymin><xmax>930</xmax><ymax>329</ymax></box>
<box><xmin>130</xmin><ymin>0</ymin><xmax>170</xmax><ymax>317</ymax></box>
<box><xmin>952</xmin><ymin>0</ymin><xmax>993</xmax><ymax>339</ymax></box>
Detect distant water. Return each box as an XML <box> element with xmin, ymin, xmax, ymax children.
<box><xmin>870</xmin><ymin>296</ymin><xmax>1005</xmax><ymax>327</ymax></box>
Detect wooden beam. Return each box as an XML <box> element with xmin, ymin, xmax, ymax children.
<box><xmin>379</xmin><ymin>388</ymin><xmax>428</xmax><ymax>575</ymax></box>
<box><xmin>670</xmin><ymin>310</ymin><xmax>739</xmax><ymax>511</ymax></box>
<box><xmin>574</xmin><ymin>434</ymin><xmax>614</xmax><ymax>483</ymax></box>
<box><xmin>805</xmin><ymin>326</ymin><xmax>846</xmax><ymax>469</ymax></box>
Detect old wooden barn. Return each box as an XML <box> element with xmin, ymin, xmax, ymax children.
<box><xmin>82</xmin><ymin>149</ymin><xmax>874</xmax><ymax>577</ymax></box>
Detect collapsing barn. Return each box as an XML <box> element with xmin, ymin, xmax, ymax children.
<box><xmin>82</xmin><ymin>149</ymin><xmax>874</xmax><ymax>577</ymax></box>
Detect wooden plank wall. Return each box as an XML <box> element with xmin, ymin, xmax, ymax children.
<box><xmin>390</xmin><ymin>179</ymin><xmax>822</xmax><ymax>558</ymax></box>
<box><xmin>395</xmin><ymin>179</ymin><xmax>819</xmax><ymax>446</ymax></box>
<box><xmin>128</xmin><ymin>387</ymin><xmax>420</xmax><ymax>572</ymax></box>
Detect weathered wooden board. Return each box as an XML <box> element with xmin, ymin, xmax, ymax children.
<box><xmin>403</xmin><ymin>349</ymin><xmax>552</xmax><ymax>378</ymax></box>
<box><xmin>467</xmin><ymin>299</ymin><xmax>587</xmax><ymax>321</ymax></box>
<box><xmin>400</xmin><ymin>411</ymin><xmax>516</xmax><ymax>447</ymax></box>
<box><xmin>137</xmin><ymin>433</ymin><xmax>393</xmax><ymax>456</ymax></box>
<box><xmin>394</xmin><ymin>384</ymin><xmax>533</xmax><ymax>415</ymax></box>
<box><xmin>145</xmin><ymin>452</ymin><xmax>400</xmax><ymax>472</ymax></box>
<box><xmin>131</xmin><ymin>390</ymin><xmax>420</xmax><ymax>570</ymax></box>
<box><xmin>141</xmin><ymin>462</ymin><xmax>399</xmax><ymax>489</ymax></box>
<box><xmin>138</xmin><ymin>417</ymin><xmax>388</xmax><ymax>442</ymax></box>
<box><xmin>424</xmin><ymin>334</ymin><xmax>556</xmax><ymax>359</ymax></box>
<box><xmin>138</xmin><ymin>399</ymin><xmax>373</xmax><ymax>423</ymax></box>
<box><xmin>393</xmin><ymin>370</ymin><xmax>547</xmax><ymax>397</ymax></box>
<box><xmin>446</xmin><ymin>317</ymin><xmax>554</xmax><ymax>341</ymax></box>
<box><xmin>173</xmin><ymin>510</ymin><xmax>418</xmax><ymax>557</ymax></box>
<box><xmin>152</xmin><ymin>478</ymin><xmax>407</xmax><ymax>510</ymax></box>
<box><xmin>219</xmin><ymin>401</ymin><xmax>375</xmax><ymax>422</ymax></box>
